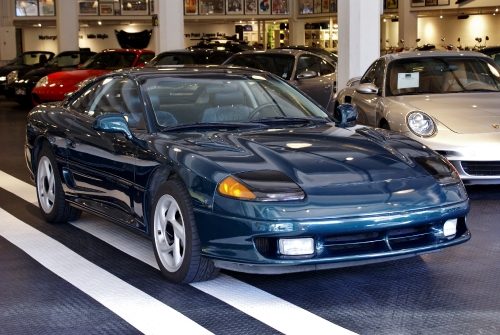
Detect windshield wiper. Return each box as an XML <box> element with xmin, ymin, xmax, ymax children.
<box><xmin>248</xmin><ymin>116</ymin><xmax>328</xmax><ymax>125</ymax></box>
<box><xmin>161</xmin><ymin>122</ymin><xmax>268</xmax><ymax>133</ymax></box>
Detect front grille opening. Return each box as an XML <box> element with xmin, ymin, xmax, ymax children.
<box><xmin>461</xmin><ymin>161</ymin><xmax>500</xmax><ymax>176</ymax></box>
<box><xmin>324</xmin><ymin>232</ymin><xmax>386</xmax><ymax>256</ymax></box>
<box><xmin>254</xmin><ymin>237</ymin><xmax>278</xmax><ymax>257</ymax></box>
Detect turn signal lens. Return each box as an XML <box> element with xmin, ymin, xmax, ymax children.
<box><xmin>218</xmin><ymin>176</ymin><xmax>256</xmax><ymax>200</ymax></box>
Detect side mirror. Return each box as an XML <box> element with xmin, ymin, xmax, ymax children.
<box><xmin>296</xmin><ymin>70</ymin><xmax>318</xmax><ymax>79</ymax></box>
<box><xmin>93</xmin><ymin>114</ymin><xmax>133</xmax><ymax>140</ymax></box>
<box><xmin>355</xmin><ymin>83</ymin><xmax>379</xmax><ymax>94</ymax></box>
<box><xmin>334</xmin><ymin>104</ymin><xmax>357</xmax><ymax>127</ymax></box>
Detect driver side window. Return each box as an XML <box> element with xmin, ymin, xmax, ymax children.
<box><xmin>360</xmin><ymin>59</ymin><xmax>386</xmax><ymax>91</ymax></box>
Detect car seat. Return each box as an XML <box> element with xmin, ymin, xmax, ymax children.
<box><xmin>202</xmin><ymin>86</ymin><xmax>252</xmax><ymax>122</ymax></box>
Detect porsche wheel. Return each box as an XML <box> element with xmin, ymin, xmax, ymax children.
<box><xmin>36</xmin><ymin>145</ymin><xmax>82</xmax><ymax>223</ymax></box>
<box><xmin>151</xmin><ymin>179</ymin><xmax>219</xmax><ymax>284</ymax></box>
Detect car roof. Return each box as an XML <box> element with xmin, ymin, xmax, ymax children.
<box><xmin>110</xmin><ymin>65</ymin><xmax>267</xmax><ymax>79</ymax></box>
<box><xmin>102</xmin><ymin>48</ymin><xmax>155</xmax><ymax>54</ymax></box>
<box><xmin>157</xmin><ymin>49</ymin><xmax>232</xmax><ymax>55</ymax></box>
<box><xmin>235</xmin><ymin>49</ymin><xmax>304</xmax><ymax>56</ymax></box>
<box><xmin>382</xmin><ymin>50</ymin><xmax>491</xmax><ymax>61</ymax></box>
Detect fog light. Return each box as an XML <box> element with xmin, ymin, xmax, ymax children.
<box><xmin>279</xmin><ymin>238</ymin><xmax>314</xmax><ymax>255</ymax></box>
<box><xmin>443</xmin><ymin>219</ymin><xmax>457</xmax><ymax>238</ymax></box>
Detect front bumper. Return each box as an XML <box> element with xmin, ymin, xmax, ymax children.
<box><xmin>195</xmin><ymin>199</ymin><xmax>470</xmax><ymax>273</ymax></box>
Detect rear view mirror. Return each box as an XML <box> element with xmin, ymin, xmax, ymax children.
<box><xmin>93</xmin><ymin>114</ymin><xmax>132</xmax><ymax>140</ymax></box>
<box><xmin>296</xmin><ymin>70</ymin><xmax>318</xmax><ymax>79</ymax></box>
<box><xmin>355</xmin><ymin>83</ymin><xmax>379</xmax><ymax>94</ymax></box>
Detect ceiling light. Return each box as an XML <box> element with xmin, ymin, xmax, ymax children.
<box><xmin>98</xmin><ymin>21</ymin><xmax>102</xmax><ymax>25</ymax></box>
<box><xmin>440</xmin><ymin>15</ymin><xmax>443</xmax><ymax>18</ymax></box>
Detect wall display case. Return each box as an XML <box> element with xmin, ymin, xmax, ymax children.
<box><xmin>304</xmin><ymin>23</ymin><xmax>338</xmax><ymax>50</ymax></box>
<box><xmin>272</xmin><ymin>0</ymin><xmax>288</xmax><ymax>14</ymax></box>
<box><xmin>99</xmin><ymin>3</ymin><xmax>114</xmax><ymax>15</ymax></box>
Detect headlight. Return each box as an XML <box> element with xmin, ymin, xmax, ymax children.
<box><xmin>407</xmin><ymin>111</ymin><xmax>435</xmax><ymax>137</ymax></box>
<box><xmin>7</xmin><ymin>71</ymin><xmax>18</xmax><ymax>84</ymax></box>
<box><xmin>218</xmin><ymin>170</ymin><xmax>305</xmax><ymax>202</ymax></box>
<box><xmin>0</xmin><ymin>76</ymin><xmax>6</xmax><ymax>81</ymax></box>
<box><xmin>35</xmin><ymin>76</ymin><xmax>48</xmax><ymax>88</ymax></box>
<box><xmin>414</xmin><ymin>156</ymin><xmax>461</xmax><ymax>185</ymax></box>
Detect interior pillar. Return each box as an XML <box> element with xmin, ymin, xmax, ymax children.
<box><xmin>0</xmin><ymin>0</ymin><xmax>17</xmax><ymax>60</ymax></box>
<box><xmin>398</xmin><ymin>0</ymin><xmax>418</xmax><ymax>50</ymax></box>
<box><xmin>288</xmin><ymin>1</ymin><xmax>305</xmax><ymax>46</ymax></box>
<box><xmin>154</xmin><ymin>0</ymin><xmax>184</xmax><ymax>53</ymax></box>
<box><xmin>337</xmin><ymin>0</ymin><xmax>381</xmax><ymax>91</ymax></box>
<box><xmin>56</xmin><ymin>0</ymin><xmax>79</xmax><ymax>52</ymax></box>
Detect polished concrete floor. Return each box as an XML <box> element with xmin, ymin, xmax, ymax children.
<box><xmin>1</xmin><ymin>96</ymin><xmax>499</xmax><ymax>335</ymax></box>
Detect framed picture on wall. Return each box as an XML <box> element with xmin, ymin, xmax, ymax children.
<box><xmin>199</xmin><ymin>0</ymin><xmax>224</xmax><ymax>14</ymax></box>
<box><xmin>411</xmin><ymin>0</ymin><xmax>425</xmax><ymax>7</ymax></box>
<box><xmin>245</xmin><ymin>0</ymin><xmax>257</xmax><ymax>14</ymax></box>
<box><xmin>329</xmin><ymin>0</ymin><xmax>337</xmax><ymax>13</ymax></box>
<box><xmin>313</xmin><ymin>0</ymin><xmax>321</xmax><ymax>13</ymax></box>
<box><xmin>387</xmin><ymin>0</ymin><xmax>398</xmax><ymax>9</ymax></box>
<box><xmin>99</xmin><ymin>3</ymin><xmax>114</xmax><ymax>15</ymax></box>
<box><xmin>227</xmin><ymin>0</ymin><xmax>244</xmax><ymax>14</ymax></box>
<box><xmin>185</xmin><ymin>0</ymin><xmax>198</xmax><ymax>15</ymax></box>
<box><xmin>121</xmin><ymin>0</ymin><xmax>149</xmax><ymax>15</ymax></box>
<box><xmin>272</xmin><ymin>0</ymin><xmax>288</xmax><ymax>14</ymax></box>
<box><xmin>321</xmin><ymin>0</ymin><xmax>329</xmax><ymax>13</ymax></box>
<box><xmin>425</xmin><ymin>0</ymin><xmax>438</xmax><ymax>5</ymax></box>
<box><xmin>78</xmin><ymin>1</ymin><xmax>98</xmax><ymax>15</ymax></box>
<box><xmin>258</xmin><ymin>0</ymin><xmax>270</xmax><ymax>14</ymax></box>
<box><xmin>438</xmin><ymin>0</ymin><xmax>449</xmax><ymax>5</ymax></box>
<box><xmin>299</xmin><ymin>0</ymin><xmax>313</xmax><ymax>14</ymax></box>
<box><xmin>39</xmin><ymin>0</ymin><xmax>55</xmax><ymax>16</ymax></box>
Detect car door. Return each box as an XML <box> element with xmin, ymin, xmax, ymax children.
<box><xmin>292</xmin><ymin>54</ymin><xmax>334</xmax><ymax>110</ymax></box>
<box><xmin>65</xmin><ymin>76</ymin><xmax>144</xmax><ymax>226</ymax></box>
<box><xmin>351</xmin><ymin>58</ymin><xmax>386</xmax><ymax>126</ymax></box>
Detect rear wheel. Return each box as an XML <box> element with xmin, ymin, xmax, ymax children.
<box><xmin>36</xmin><ymin>145</ymin><xmax>82</xmax><ymax>223</ymax></box>
<box><xmin>151</xmin><ymin>179</ymin><xmax>219</xmax><ymax>284</ymax></box>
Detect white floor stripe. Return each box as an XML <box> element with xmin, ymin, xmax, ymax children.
<box><xmin>0</xmin><ymin>208</ymin><xmax>212</xmax><ymax>335</ymax></box>
<box><xmin>0</xmin><ymin>170</ymin><xmax>358</xmax><ymax>335</ymax></box>
<box><xmin>0</xmin><ymin>171</ymin><xmax>38</xmax><ymax>206</ymax></box>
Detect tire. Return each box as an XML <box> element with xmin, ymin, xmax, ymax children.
<box><xmin>151</xmin><ymin>179</ymin><xmax>220</xmax><ymax>284</ymax></box>
<box><xmin>36</xmin><ymin>144</ymin><xmax>82</xmax><ymax>223</ymax></box>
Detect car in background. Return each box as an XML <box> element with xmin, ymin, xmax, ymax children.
<box><xmin>336</xmin><ymin>51</ymin><xmax>500</xmax><ymax>184</ymax></box>
<box><xmin>6</xmin><ymin>50</ymin><xmax>96</xmax><ymax>106</ymax></box>
<box><xmin>223</xmin><ymin>49</ymin><xmax>337</xmax><ymax>112</ymax></box>
<box><xmin>276</xmin><ymin>45</ymin><xmax>338</xmax><ymax>63</ymax></box>
<box><xmin>477</xmin><ymin>46</ymin><xmax>500</xmax><ymax>66</ymax></box>
<box><xmin>0</xmin><ymin>51</ymin><xmax>55</xmax><ymax>96</ymax></box>
<box><xmin>26</xmin><ymin>66</ymin><xmax>470</xmax><ymax>284</ymax></box>
<box><xmin>188</xmin><ymin>39</ymin><xmax>255</xmax><ymax>53</ymax></box>
<box><xmin>31</xmin><ymin>48</ymin><xmax>154</xmax><ymax>105</ymax></box>
<box><xmin>145</xmin><ymin>49</ymin><xmax>233</xmax><ymax>66</ymax></box>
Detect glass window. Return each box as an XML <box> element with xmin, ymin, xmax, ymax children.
<box><xmin>319</xmin><ymin>58</ymin><xmax>335</xmax><ymax>75</ymax></box>
<box><xmin>16</xmin><ymin>0</ymin><xmax>39</xmax><ymax>16</ymax></box>
<box><xmin>296</xmin><ymin>55</ymin><xmax>320</xmax><ymax>75</ymax></box>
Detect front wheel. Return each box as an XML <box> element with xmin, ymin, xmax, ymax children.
<box><xmin>151</xmin><ymin>179</ymin><xmax>219</xmax><ymax>284</ymax></box>
<box><xmin>36</xmin><ymin>145</ymin><xmax>82</xmax><ymax>223</ymax></box>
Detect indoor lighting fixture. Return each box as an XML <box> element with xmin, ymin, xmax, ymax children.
<box><xmin>383</xmin><ymin>18</ymin><xmax>386</xmax><ymax>22</ymax></box>
<box><xmin>38</xmin><ymin>23</ymin><xmax>41</xmax><ymax>26</ymax></box>
<box><xmin>98</xmin><ymin>21</ymin><xmax>102</xmax><ymax>25</ymax></box>
<box><xmin>440</xmin><ymin>15</ymin><xmax>443</xmax><ymax>18</ymax></box>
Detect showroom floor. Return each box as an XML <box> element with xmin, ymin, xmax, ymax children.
<box><xmin>1</xmin><ymin>96</ymin><xmax>499</xmax><ymax>335</ymax></box>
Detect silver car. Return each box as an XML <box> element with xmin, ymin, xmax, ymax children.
<box><xmin>336</xmin><ymin>51</ymin><xmax>500</xmax><ymax>185</ymax></box>
<box><xmin>223</xmin><ymin>49</ymin><xmax>336</xmax><ymax>113</ymax></box>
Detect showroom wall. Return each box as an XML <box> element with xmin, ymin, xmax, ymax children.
<box><xmin>383</xmin><ymin>14</ymin><xmax>500</xmax><ymax>50</ymax></box>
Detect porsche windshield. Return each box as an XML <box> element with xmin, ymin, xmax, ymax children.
<box><xmin>80</xmin><ymin>52</ymin><xmax>136</xmax><ymax>70</ymax></box>
<box><xmin>388</xmin><ymin>57</ymin><xmax>500</xmax><ymax>96</ymax></box>
<box><xmin>142</xmin><ymin>74</ymin><xmax>330</xmax><ymax>128</ymax></box>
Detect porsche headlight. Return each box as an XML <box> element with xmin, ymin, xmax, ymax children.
<box><xmin>218</xmin><ymin>170</ymin><xmax>305</xmax><ymax>202</ymax></box>
<box><xmin>0</xmin><ymin>76</ymin><xmax>6</xmax><ymax>82</ymax></box>
<box><xmin>7</xmin><ymin>71</ymin><xmax>18</xmax><ymax>84</ymax></box>
<box><xmin>35</xmin><ymin>76</ymin><xmax>48</xmax><ymax>88</ymax></box>
<box><xmin>407</xmin><ymin>111</ymin><xmax>435</xmax><ymax>137</ymax></box>
<box><xmin>415</xmin><ymin>156</ymin><xmax>461</xmax><ymax>185</ymax></box>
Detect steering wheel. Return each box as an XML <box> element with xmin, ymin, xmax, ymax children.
<box><xmin>248</xmin><ymin>103</ymin><xmax>280</xmax><ymax>119</ymax></box>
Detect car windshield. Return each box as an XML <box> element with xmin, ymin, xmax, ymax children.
<box><xmin>388</xmin><ymin>57</ymin><xmax>500</xmax><ymax>96</ymax></box>
<box><xmin>142</xmin><ymin>74</ymin><xmax>330</xmax><ymax>130</ymax></box>
<box><xmin>147</xmin><ymin>53</ymin><xmax>201</xmax><ymax>66</ymax></box>
<box><xmin>46</xmin><ymin>53</ymin><xmax>83</xmax><ymax>67</ymax></box>
<box><xmin>8</xmin><ymin>53</ymin><xmax>50</xmax><ymax>66</ymax></box>
<box><xmin>80</xmin><ymin>52</ymin><xmax>136</xmax><ymax>70</ymax></box>
<box><xmin>224</xmin><ymin>54</ymin><xmax>295</xmax><ymax>80</ymax></box>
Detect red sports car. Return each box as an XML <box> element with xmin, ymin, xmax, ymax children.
<box><xmin>31</xmin><ymin>49</ymin><xmax>154</xmax><ymax>105</ymax></box>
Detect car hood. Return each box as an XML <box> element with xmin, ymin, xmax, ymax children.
<box><xmin>46</xmin><ymin>69</ymin><xmax>111</xmax><ymax>86</ymax></box>
<box><xmin>396</xmin><ymin>93</ymin><xmax>500</xmax><ymax>134</ymax></box>
<box><xmin>178</xmin><ymin>124</ymin><xmax>429</xmax><ymax>186</ymax></box>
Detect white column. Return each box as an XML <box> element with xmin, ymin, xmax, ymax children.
<box><xmin>337</xmin><ymin>0</ymin><xmax>381</xmax><ymax>91</ymax></box>
<box><xmin>56</xmin><ymin>0</ymin><xmax>79</xmax><ymax>52</ymax></box>
<box><xmin>154</xmin><ymin>0</ymin><xmax>184</xmax><ymax>53</ymax></box>
<box><xmin>288</xmin><ymin>0</ymin><xmax>305</xmax><ymax>46</ymax></box>
<box><xmin>398</xmin><ymin>0</ymin><xmax>418</xmax><ymax>50</ymax></box>
<box><xmin>0</xmin><ymin>0</ymin><xmax>16</xmax><ymax>61</ymax></box>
